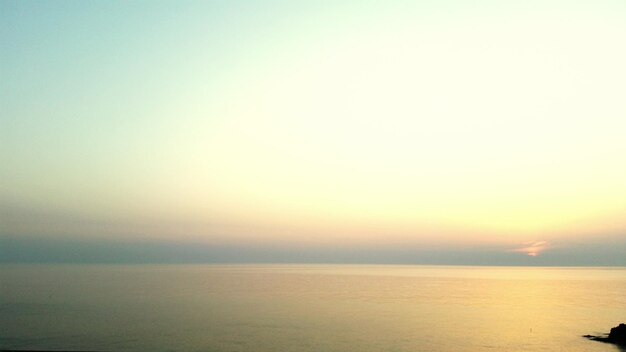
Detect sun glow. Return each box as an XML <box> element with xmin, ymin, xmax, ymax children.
<box><xmin>511</xmin><ymin>241</ymin><xmax>549</xmax><ymax>257</ymax></box>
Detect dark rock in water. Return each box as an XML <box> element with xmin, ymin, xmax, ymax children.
<box><xmin>585</xmin><ymin>323</ymin><xmax>626</xmax><ymax>346</ymax></box>
<box><xmin>609</xmin><ymin>324</ymin><xmax>626</xmax><ymax>345</ymax></box>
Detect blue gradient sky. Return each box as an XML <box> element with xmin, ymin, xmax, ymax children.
<box><xmin>2</xmin><ymin>0</ymin><xmax>626</xmax><ymax>264</ymax></box>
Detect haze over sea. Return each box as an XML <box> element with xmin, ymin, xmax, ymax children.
<box><xmin>1</xmin><ymin>264</ymin><xmax>624</xmax><ymax>352</ymax></box>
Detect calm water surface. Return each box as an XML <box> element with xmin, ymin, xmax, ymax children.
<box><xmin>1</xmin><ymin>264</ymin><xmax>625</xmax><ymax>351</ymax></box>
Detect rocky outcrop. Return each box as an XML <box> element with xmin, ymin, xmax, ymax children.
<box><xmin>609</xmin><ymin>323</ymin><xmax>626</xmax><ymax>345</ymax></box>
<box><xmin>585</xmin><ymin>323</ymin><xmax>626</xmax><ymax>346</ymax></box>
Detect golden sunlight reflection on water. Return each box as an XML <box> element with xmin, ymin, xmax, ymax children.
<box><xmin>1</xmin><ymin>264</ymin><xmax>625</xmax><ymax>351</ymax></box>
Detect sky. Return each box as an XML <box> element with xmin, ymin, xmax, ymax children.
<box><xmin>1</xmin><ymin>0</ymin><xmax>625</xmax><ymax>265</ymax></box>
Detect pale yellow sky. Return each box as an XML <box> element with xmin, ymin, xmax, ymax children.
<box><xmin>2</xmin><ymin>0</ymin><xmax>626</xmax><ymax>259</ymax></box>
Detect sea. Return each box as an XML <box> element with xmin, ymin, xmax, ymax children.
<box><xmin>1</xmin><ymin>264</ymin><xmax>625</xmax><ymax>352</ymax></box>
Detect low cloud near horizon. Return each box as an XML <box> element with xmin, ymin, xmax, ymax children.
<box><xmin>1</xmin><ymin>235</ymin><xmax>625</xmax><ymax>266</ymax></box>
